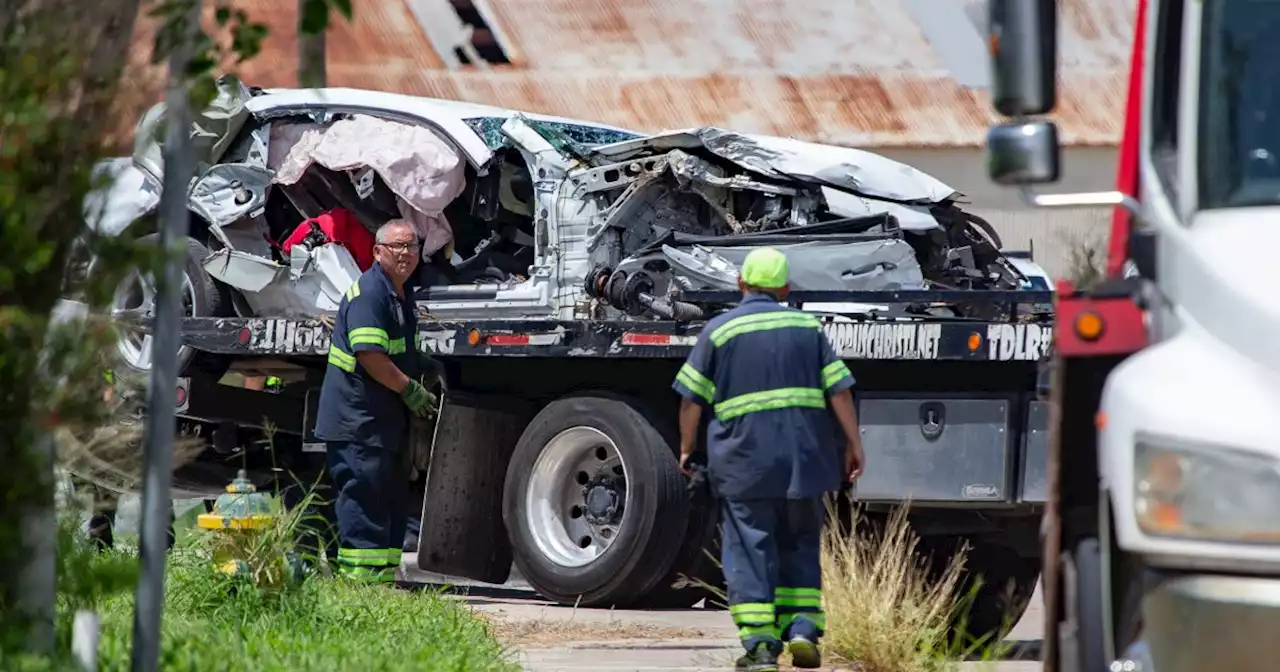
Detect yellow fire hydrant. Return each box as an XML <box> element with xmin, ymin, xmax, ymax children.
<box><xmin>197</xmin><ymin>469</ymin><xmax>299</xmax><ymax>586</ymax></box>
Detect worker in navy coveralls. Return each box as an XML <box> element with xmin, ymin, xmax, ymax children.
<box><xmin>315</xmin><ymin>219</ymin><xmax>435</xmax><ymax>584</ymax></box>
<box><xmin>673</xmin><ymin>247</ymin><xmax>866</xmax><ymax>672</ymax></box>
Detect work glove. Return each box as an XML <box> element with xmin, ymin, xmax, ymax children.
<box><xmin>401</xmin><ymin>379</ymin><xmax>433</xmax><ymax>418</ymax></box>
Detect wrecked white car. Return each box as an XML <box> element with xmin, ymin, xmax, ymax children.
<box><xmin>83</xmin><ymin>78</ymin><xmax>1050</xmax><ymax>377</ymax></box>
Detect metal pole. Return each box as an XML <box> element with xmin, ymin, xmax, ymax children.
<box><xmin>297</xmin><ymin>0</ymin><xmax>326</xmax><ymax>88</ymax></box>
<box><xmin>14</xmin><ymin>433</ymin><xmax>56</xmax><ymax>653</ymax></box>
<box><xmin>130</xmin><ymin>1</ymin><xmax>199</xmax><ymax>670</ymax></box>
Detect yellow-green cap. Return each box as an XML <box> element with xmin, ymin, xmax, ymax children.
<box><xmin>740</xmin><ymin>247</ymin><xmax>790</xmax><ymax>289</ymax></box>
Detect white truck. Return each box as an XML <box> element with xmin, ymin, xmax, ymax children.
<box><xmin>987</xmin><ymin>0</ymin><xmax>1280</xmax><ymax>669</ymax></box>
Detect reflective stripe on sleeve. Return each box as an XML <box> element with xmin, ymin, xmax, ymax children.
<box><xmin>821</xmin><ymin>360</ymin><xmax>852</xmax><ymax>390</ymax></box>
<box><xmin>348</xmin><ymin>326</ymin><xmax>390</xmax><ymax>349</ymax></box>
<box><xmin>709</xmin><ymin>311</ymin><xmax>820</xmax><ymax>348</ymax></box>
<box><xmin>345</xmin><ymin>283</ymin><xmax>361</xmax><ymax>301</ymax></box>
<box><xmin>327</xmin><ymin>346</ymin><xmax>357</xmax><ymax>372</ymax></box>
<box><xmin>676</xmin><ymin>363</ymin><xmax>716</xmax><ymax>403</ymax></box>
<box><xmin>714</xmin><ymin>387</ymin><xmax>827</xmax><ymax>422</ymax></box>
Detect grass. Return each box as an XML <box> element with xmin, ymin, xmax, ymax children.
<box><xmin>820</xmin><ymin>506</ymin><xmax>1009</xmax><ymax>672</ymax></box>
<box><xmin>3</xmin><ymin>487</ymin><xmax>516</xmax><ymax>672</ymax></box>
<box><xmin>692</xmin><ymin>503</ymin><xmax>1010</xmax><ymax>672</ymax></box>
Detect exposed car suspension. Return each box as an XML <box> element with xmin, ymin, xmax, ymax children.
<box><xmin>584</xmin><ymin>265</ymin><xmax>705</xmax><ymax>321</ymax></box>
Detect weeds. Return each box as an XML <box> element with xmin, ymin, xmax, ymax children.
<box><xmin>3</xmin><ymin>476</ymin><xmax>515</xmax><ymax>671</ymax></box>
<box><xmin>692</xmin><ymin>503</ymin><xmax>1013</xmax><ymax>672</ymax></box>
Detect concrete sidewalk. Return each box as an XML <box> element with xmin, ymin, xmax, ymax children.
<box><xmin>401</xmin><ymin>554</ymin><xmax>1044</xmax><ymax>671</ymax></box>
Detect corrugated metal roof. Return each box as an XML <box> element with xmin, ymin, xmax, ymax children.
<box><xmin>115</xmin><ymin>0</ymin><xmax>1136</xmax><ymax>148</ymax></box>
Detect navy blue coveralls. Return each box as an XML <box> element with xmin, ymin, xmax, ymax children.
<box><xmin>315</xmin><ymin>262</ymin><xmax>419</xmax><ymax>583</ymax></box>
<box><xmin>672</xmin><ymin>293</ymin><xmax>855</xmax><ymax>652</ymax></box>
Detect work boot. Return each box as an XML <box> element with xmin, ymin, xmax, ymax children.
<box><xmin>786</xmin><ymin>635</ymin><xmax>822</xmax><ymax>669</ymax></box>
<box><xmin>734</xmin><ymin>642</ymin><xmax>779</xmax><ymax>672</ymax></box>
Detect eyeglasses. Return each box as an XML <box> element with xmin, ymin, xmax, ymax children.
<box><xmin>378</xmin><ymin>241</ymin><xmax>420</xmax><ymax>253</ymax></box>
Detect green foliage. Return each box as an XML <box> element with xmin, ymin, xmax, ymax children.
<box><xmin>0</xmin><ymin>0</ymin><xmax>354</xmax><ymax>657</ymax></box>
<box><xmin>1</xmin><ymin>517</ymin><xmax>514</xmax><ymax>671</ymax></box>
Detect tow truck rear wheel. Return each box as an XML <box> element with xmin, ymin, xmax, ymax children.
<box><xmin>918</xmin><ymin>536</ymin><xmax>1040</xmax><ymax>646</ymax></box>
<box><xmin>502</xmin><ymin>393</ymin><xmax>690</xmax><ymax>607</ymax></box>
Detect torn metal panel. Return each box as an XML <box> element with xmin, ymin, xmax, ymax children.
<box><xmin>203</xmin><ymin>243</ymin><xmax>361</xmax><ymax>318</ymax></box>
<box><xmin>662</xmin><ymin>245</ymin><xmax>739</xmax><ymax>290</ymax></box>
<box><xmin>202</xmin><ymin>249</ymin><xmax>281</xmax><ymax>294</ymax></box>
<box><xmin>701</xmin><ymin>241</ymin><xmax>927</xmax><ymax>292</ymax></box>
<box><xmin>187</xmin><ymin>163</ymin><xmax>273</xmax><ymax>228</ymax></box>
<box><xmin>588</xmin><ymin>126</ymin><xmax>959</xmax><ymax>203</ymax></box>
<box><xmin>84</xmin><ymin>158</ymin><xmax>160</xmax><ymax>236</ymax></box>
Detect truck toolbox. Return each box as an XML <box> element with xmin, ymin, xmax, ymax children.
<box><xmin>1020</xmin><ymin>399</ymin><xmax>1050</xmax><ymax>502</ymax></box>
<box><xmin>855</xmin><ymin>394</ymin><xmax>1015</xmax><ymax>503</ymax></box>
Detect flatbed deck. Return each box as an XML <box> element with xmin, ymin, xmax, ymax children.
<box><xmin>179</xmin><ymin>287</ymin><xmax>1055</xmax><ymax>363</ymax></box>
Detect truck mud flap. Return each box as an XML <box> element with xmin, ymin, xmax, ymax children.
<box><xmin>417</xmin><ymin>390</ymin><xmax>536</xmax><ymax>584</ymax></box>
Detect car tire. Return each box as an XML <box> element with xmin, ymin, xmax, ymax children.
<box><xmin>502</xmin><ymin>393</ymin><xmax>690</xmax><ymax>607</ymax></box>
<box><xmin>111</xmin><ymin>234</ymin><xmax>232</xmax><ymax>382</ymax></box>
<box><xmin>1058</xmin><ymin>537</ymin><xmax>1108</xmax><ymax>672</ymax></box>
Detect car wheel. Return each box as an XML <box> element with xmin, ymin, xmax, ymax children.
<box><xmin>110</xmin><ymin>234</ymin><xmax>231</xmax><ymax>381</ymax></box>
<box><xmin>502</xmin><ymin>393</ymin><xmax>689</xmax><ymax>607</ymax></box>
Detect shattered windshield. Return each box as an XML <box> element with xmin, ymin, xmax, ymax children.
<box><xmin>1198</xmin><ymin>0</ymin><xmax>1280</xmax><ymax>208</ymax></box>
<box><xmin>462</xmin><ymin>117</ymin><xmax>642</xmax><ymax>151</ymax></box>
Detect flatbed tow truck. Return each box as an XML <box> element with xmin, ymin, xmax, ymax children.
<box><xmin>79</xmin><ymin>85</ymin><xmax>1058</xmax><ymax>637</ymax></box>
<box><xmin>161</xmin><ymin>285</ymin><xmax>1053</xmax><ymax>631</ymax></box>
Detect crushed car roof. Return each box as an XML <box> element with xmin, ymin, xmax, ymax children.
<box><xmin>248</xmin><ymin>87</ymin><xmax>965</xmax><ymax>231</ymax></box>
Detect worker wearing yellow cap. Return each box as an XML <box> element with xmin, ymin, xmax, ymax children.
<box><xmin>672</xmin><ymin>246</ymin><xmax>866</xmax><ymax>672</ymax></box>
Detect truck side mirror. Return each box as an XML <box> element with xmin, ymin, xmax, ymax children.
<box><xmin>988</xmin><ymin>0</ymin><xmax>1057</xmax><ymax>116</ymax></box>
<box><xmin>987</xmin><ymin>120</ymin><xmax>1061</xmax><ymax>185</ymax></box>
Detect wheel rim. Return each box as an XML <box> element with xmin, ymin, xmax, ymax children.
<box><xmin>525</xmin><ymin>426</ymin><xmax>629</xmax><ymax>568</ymax></box>
<box><xmin>111</xmin><ymin>268</ymin><xmax>197</xmax><ymax>372</ymax></box>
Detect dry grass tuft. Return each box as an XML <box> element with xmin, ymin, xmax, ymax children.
<box><xmin>821</xmin><ymin>506</ymin><xmax>970</xmax><ymax>672</ymax></box>
<box><xmin>53</xmin><ymin>384</ymin><xmax>205</xmax><ymax>498</ymax></box>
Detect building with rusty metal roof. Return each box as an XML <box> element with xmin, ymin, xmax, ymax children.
<box><xmin>121</xmin><ymin>0</ymin><xmax>1135</xmax><ymax>149</ymax></box>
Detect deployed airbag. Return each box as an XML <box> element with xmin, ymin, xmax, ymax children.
<box><xmin>269</xmin><ymin>115</ymin><xmax>465</xmax><ymax>258</ymax></box>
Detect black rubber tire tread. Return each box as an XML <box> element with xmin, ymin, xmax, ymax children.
<box><xmin>625</xmin><ymin>397</ymin><xmax>723</xmax><ymax>609</ymax></box>
<box><xmin>1059</xmin><ymin>537</ymin><xmax>1108</xmax><ymax>672</ymax></box>
<box><xmin>634</xmin><ymin>489</ymin><xmax>722</xmax><ymax>608</ymax></box>
<box><xmin>502</xmin><ymin>392</ymin><xmax>690</xmax><ymax>607</ymax></box>
<box><xmin>957</xmin><ymin>542</ymin><xmax>1041</xmax><ymax>645</ymax></box>
<box><xmin>117</xmin><ymin>234</ymin><xmax>233</xmax><ymax>381</ymax></box>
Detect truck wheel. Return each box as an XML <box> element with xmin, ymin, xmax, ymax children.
<box><xmin>1058</xmin><ymin>538</ymin><xmax>1107</xmax><ymax>672</ymax></box>
<box><xmin>110</xmin><ymin>234</ymin><xmax>231</xmax><ymax>381</ymax></box>
<box><xmin>635</xmin><ymin>494</ymin><xmax>723</xmax><ymax>608</ymax></box>
<box><xmin>502</xmin><ymin>394</ymin><xmax>690</xmax><ymax>607</ymax></box>
<box><xmin>957</xmin><ymin>542</ymin><xmax>1040</xmax><ymax>645</ymax></box>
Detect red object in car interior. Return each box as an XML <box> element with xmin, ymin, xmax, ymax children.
<box><xmin>281</xmin><ymin>207</ymin><xmax>376</xmax><ymax>271</ymax></box>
